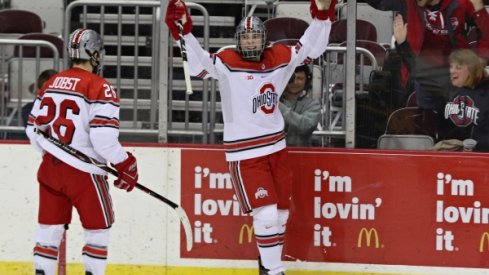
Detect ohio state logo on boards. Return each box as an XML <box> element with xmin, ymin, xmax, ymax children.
<box><xmin>252</xmin><ymin>83</ymin><xmax>278</xmax><ymax>114</ymax></box>
<box><xmin>444</xmin><ymin>95</ymin><xmax>480</xmax><ymax>126</ymax></box>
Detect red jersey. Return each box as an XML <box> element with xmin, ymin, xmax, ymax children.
<box><xmin>26</xmin><ymin>67</ymin><xmax>127</xmax><ymax>175</ymax></box>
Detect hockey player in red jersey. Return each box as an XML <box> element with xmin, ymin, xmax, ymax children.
<box><xmin>166</xmin><ymin>0</ymin><xmax>334</xmax><ymax>273</ymax></box>
<box><xmin>25</xmin><ymin>29</ymin><xmax>139</xmax><ymax>275</ymax></box>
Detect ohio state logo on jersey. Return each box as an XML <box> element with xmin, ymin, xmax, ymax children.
<box><xmin>252</xmin><ymin>83</ymin><xmax>278</xmax><ymax>114</ymax></box>
<box><xmin>444</xmin><ymin>95</ymin><xmax>480</xmax><ymax>126</ymax></box>
<box><xmin>254</xmin><ymin>187</ymin><xmax>269</xmax><ymax>199</ymax></box>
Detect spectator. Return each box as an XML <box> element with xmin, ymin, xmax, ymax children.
<box><xmin>280</xmin><ymin>65</ymin><xmax>321</xmax><ymax>146</ymax></box>
<box><xmin>165</xmin><ymin>0</ymin><xmax>334</xmax><ymax>273</ymax></box>
<box><xmin>436</xmin><ymin>48</ymin><xmax>489</xmax><ymax>151</ymax></box>
<box><xmin>22</xmin><ymin>69</ymin><xmax>58</xmax><ymax>127</ymax></box>
<box><xmin>368</xmin><ymin>0</ymin><xmax>489</xmax><ymax>110</ymax></box>
<box><xmin>4</xmin><ymin>69</ymin><xmax>58</xmax><ymax>140</ymax></box>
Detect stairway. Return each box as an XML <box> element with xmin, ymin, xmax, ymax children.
<box><xmin>66</xmin><ymin>0</ymin><xmax>243</xmax><ymax>143</ymax></box>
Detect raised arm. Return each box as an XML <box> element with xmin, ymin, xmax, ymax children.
<box><xmin>469</xmin><ymin>0</ymin><xmax>489</xmax><ymax>58</ymax></box>
<box><xmin>164</xmin><ymin>0</ymin><xmax>192</xmax><ymax>41</ymax></box>
<box><xmin>392</xmin><ymin>14</ymin><xmax>416</xmax><ymax>73</ymax></box>
<box><xmin>295</xmin><ymin>0</ymin><xmax>335</xmax><ymax>61</ymax></box>
<box><xmin>311</xmin><ymin>0</ymin><xmax>333</xmax><ymax>17</ymax></box>
<box><xmin>164</xmin><ymin>0</ymin><xmax>217</xmax><ymax>79</ymax></box>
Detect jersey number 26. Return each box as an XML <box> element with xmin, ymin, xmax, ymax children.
<box><xmin>35</xmin><ymin>97</ymin><xmax>80</xmax><ymax>145</ymax></box>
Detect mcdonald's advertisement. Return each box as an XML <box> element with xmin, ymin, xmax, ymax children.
<box><xmin>180</xmin><ymin>148</ymin><xmax>489</xmax><ymax>269</ymax></box>
<box><xmin>180</xmin><ymin>149</ymin><xmax>257</xmax><ymax>259</ymax></box>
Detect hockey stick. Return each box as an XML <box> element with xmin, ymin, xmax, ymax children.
<box><xmin>177</xmin><ymin>20</ymin><xmax>193</xmax><ymax>95</ymax></box>
<box><xmin>34</xmin><ymin>128</ymin><xmax>193</xmax><ymax>252</ymax></box>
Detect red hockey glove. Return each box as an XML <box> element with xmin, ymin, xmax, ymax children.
<box><xmin>165</xmin><ymin>0</ymin><xmax>193</xmax><ymax>40</ymax></box>
<box><xmin>310</xmin><ymin>0</ymin><xmax>336</xmax><ymax>21</ymax></box>
<box><xmin>113</xmin><ymin>152</ymin><xmax>138</xmax><ymax>192</ymax></box>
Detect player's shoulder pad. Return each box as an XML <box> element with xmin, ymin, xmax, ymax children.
<box><xmin>265</xmin><ymin>43</ymin><xmax>293</xmax><ymax>57</ymax></box>
<box><xmin>216</xmin><ymin>49</ymin><xmax>241</xmax><ymax>63</ymax></box>
<box><xmin>216</xmin><ymin>45</ymin><xmax>292</xmax><ymax>71</ymax></box>
<box><xmin>88</xmin><ymin>74</ymin><xmax>120</xmax><ymax>104</ymax></box>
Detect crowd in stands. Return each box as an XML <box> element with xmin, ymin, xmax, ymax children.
<box><xmin>385</xmin><ymin>0</ymin><xmax>489</xmax><ymax>110</ymax></box>
<box><xmin>277</xmin><ymin>0</ymin><xmax>489</xmax><ymax>150</ymax></box>
<box><xmin>386</xmin><ymin>0</ymin><xmax>489</xmax><ymax>151</ymax></box>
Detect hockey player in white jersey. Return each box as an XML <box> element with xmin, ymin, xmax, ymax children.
<box><xmin>25</xmin><ymin>29</ymin><xmax>139</xmax><ymax>275</ymax></box>
<box><xmin>166</xmin><ymin>0</ymin><xmax>334</xmax><ymax>273</ymax></box>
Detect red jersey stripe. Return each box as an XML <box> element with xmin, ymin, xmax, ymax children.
<box><xmin>90</xmin><ymin>118</ymin><xmax>120</xmax><ymax>128</ymax></box>
<box><xmin>33</xmin><ymin>244</ymin><xmax>58</xmax><ymax>259</ymax></box>
<box><xmin>224</xmin><ymin>131</ymin><xmax>285</xmax><ymax>153</ymax></box>
<box><xmin>217</xmin><ymin>44</ymin><xmax>291</xmax><ymax>71</ymax></box>
<box><xmin>82</xmin><ymin>244</ymin><xmax>108</xmax><ymax>259</ymax></box>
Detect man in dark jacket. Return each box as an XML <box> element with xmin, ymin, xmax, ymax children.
<box><xmin>280</xmin><ymin>65</ymin><xmax>321</xmax><ymax>147</ymax></box>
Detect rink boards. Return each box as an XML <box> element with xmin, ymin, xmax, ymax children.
<box><xmin>1</xmin><ymin>142</ymin><xmax>489</xmax><ymax>275</ymax></box>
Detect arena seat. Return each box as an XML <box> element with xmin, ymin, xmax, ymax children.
<box><xmin>337</xmin><ymin>39</ymin><xmax>386</xmax><ymax>67</ymax></box>
<box><xmin>0</xmin><ymin>9</ymin><xmax>43</xmax><ymax>34</ymax></box>
<box><xmin>329</xmin><ymin>19</ymin><xmax>377</xmax><ymax>45</ymax></box>
<box><xmin>377</xmin><ymin>134</ymin><xmax>434</xmax><ymax>150</ymax></box>
<box><xmin>264</xmin><ymin>17</ymin><xmax>309</xmax><ymax>45</ymax></box>
<box><xmin>14</xmin><ymin>33</ymin><xmax>64</xmax><ymax>58</ymax></box>
<box><xmin>0</xmin><ymin>9</ymin><xmax>45</xmax><ymax>61</ymax></box>
<box><xmin>384</xmin><ymin>107</ymin><xmax>438</xmax><ymax>138</ymax></box>
<box><xmin>406</xmin><ymin>91</ymin><xmax>416</xmax><ymax>107</ymax></box>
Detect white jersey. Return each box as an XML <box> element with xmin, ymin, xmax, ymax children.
<box><xmin>26</xmin><ymin>67</ymin><xmax>127</xmax><ymax>175</ymax></box>
<box><xmin>184</xmin><ymin>18</ymin><xmax>331</xmax><ymax>161</ymax></box>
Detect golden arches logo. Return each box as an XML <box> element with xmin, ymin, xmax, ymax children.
<box><xmin>357</xmin><ymin>227</ymin><xmax>380</xmax><ymax>248</ymax></box>
<box><xmin>479</xmin><ymin>232</ymin><xmax>489</xmax><ymax>252</ymax></box>
<box><xmin>239</xmin><ymin>224</ymin><xmax>254</xmax><ymax>244</ymax></box>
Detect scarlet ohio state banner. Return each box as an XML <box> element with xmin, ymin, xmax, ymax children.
<box><xmin>180</xmin><ymin>148</ymin><xmax>489</xmax><ymax>268</ymax></box>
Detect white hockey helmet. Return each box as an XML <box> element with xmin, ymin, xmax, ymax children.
<box><xmin>68</xmin><ymin>28</ymin><xmax>105</xmax><ymax>74</ymax></box>
<box><xmin>235</xmin><ymin>16</ymin><xmax>267</xmax><ymax>61</ymax></box>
